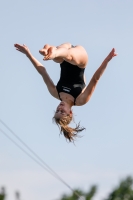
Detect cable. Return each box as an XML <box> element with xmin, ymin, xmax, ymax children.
<box><xmin>0</xmin><ymin>119</ymin><xmax>65</xmax><ymax>180</ymax></box>
<box><xmin>0</xmin><ymin>128</ymin><xmax>53</xmax><ymax>172</ymax></box>
<box><xmin>0</xmin><ymin>127</ymin><xmax>80</xmax><ymax>197</ymax></box>
<box><xmin>0</xmin><ymin>119</ymin><xmax>82</xmax><ymax>199</ymax></box>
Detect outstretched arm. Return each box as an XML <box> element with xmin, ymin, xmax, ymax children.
<box><xmin>79</xmin><ymin>48</ymin><xmax>117</xmax><ymax>105</ymax></box>
<box><xmin>15</xmin><ymin>44</ymin><xmax>47</xmax><ymax>75</ymax></box>
<box><xmin>14</xmin><ymin>44</ymin><xmax>57</xmax><ymax>97</ymax></box>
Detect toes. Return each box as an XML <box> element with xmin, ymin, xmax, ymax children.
<box><xmin>39</xmin><ymin>49</ymin><xmax>48</xmax><ymax>56</ymax></box>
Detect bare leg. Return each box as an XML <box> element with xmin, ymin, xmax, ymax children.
<box><xmin>46</xmin><ymin>46</ymin><xmax>88</xmax><ymax>68</ymax></box>
<box><xmin>39</xmin><ymin>43</ymin><xmax>72</xmax><ymax>55</ymax></box>
<box><xmin>39</xmin><ymin>43</ymin><xmax>88</xmax><ymax>68</ymax></box>
<box><xmin>56</xmin><ymin>43</ymin><xmax>72</xmax><ymax>49</ymax></box>
<box><xmin>39</xmin><ymin>44</ymin><xmax>55</xmax><ymax>56</ymax></box>
<box><xmin>39</xmin><ymin>43</ymin><xmax>73</xmax><ymax>63</ymax></box>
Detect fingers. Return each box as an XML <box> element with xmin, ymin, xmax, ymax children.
<box><xmin>14</xmin><ymin>44</ymin><xmax>23</xmax><ymax>51</ymax></box>
<box><xmin>14</xmin><ymin>44</ymin><xmax>19</xmax><ymax>49</ymax></box>
<box><xmin>14</xmin><ymin>43</ymin><xmax>29</xmax><ymax>55</ymax></box>
<box><xmin>105</xmin><ymin>48</ymin><xmax>118</xmax><ymax>62</ymax></box>
<box><xmin>112</xmin><ymin>48</ymin><xmax>118</xmax><ymax>57</ymax></box>
<box><xmin>14</xmin><ymin>43</ymin><xmax>22</xmax><ymax>48</ymax></box>
<box><xmin>23</xmin><ymin>44</ymin><xmax>27</xmax><ymax>48</ymax></box>
<box><xmin>113</xmin><ymin>49</ymin><xmax>118</xmax><ymax>56</ymax></box>
<box><xmin>14</xmin><ymin>44</ymin><xmax>21</xmax><ymax>51</ymax></box>
<box><xmin>109</xmin><ymin>48</ymin><xmax>117</xmax><ymax>57</ymax></box>
<box><xmin>14</xmin><ymin>43</ymin><xmax>27</xmax><ymax>48</ymax></box>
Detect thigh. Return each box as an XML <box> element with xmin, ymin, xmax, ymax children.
<box><xmin>57</xmin><ymin>43</ymin><xmax>72</xmax><ymax>49</ymax></box>
<box><xmin>64</xmin><ymin>45</ymin><xmax>88</xmax><ymax>68</ymax></box>
<box><xmin>53</xmin><ymin>43</ymin><xmax>72</xmax><ymax>63</ymax></box>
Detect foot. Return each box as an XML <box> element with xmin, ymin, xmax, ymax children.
<box><xmin>42</xmin><ymin>46</ymin><xmax>57</xmax><ymax>60</ymax></box>
<box><xmin>39</xmin><ymin>44</ymin><xmax>51</xmax><ymax>56</ymax></box>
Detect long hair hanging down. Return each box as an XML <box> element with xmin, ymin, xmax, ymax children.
<box><xmin>53</xmin><ymin>115</ymin><xmax>85</xmax><ymax>142</ymax></box>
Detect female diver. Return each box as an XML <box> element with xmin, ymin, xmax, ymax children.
<box><xmin>14</xmin><ymin>43</ymin><xmax>117</xmax><ymax>142</ymax></box>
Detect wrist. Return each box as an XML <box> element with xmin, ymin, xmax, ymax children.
<box><xmin>26</xmin><ymin>51</ymin><xmax>32</xmax><ymax>58</ymax></box>
<box><xmin>104</xmin><ymin>57</ymin><xmax>110</xmax><ymax>63</ymax></box>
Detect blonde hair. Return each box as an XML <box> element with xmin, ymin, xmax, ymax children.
<box><xmin>53</xmin><ymin>115</ymin><xmax>85</xmax><ymax>142</ymax></box>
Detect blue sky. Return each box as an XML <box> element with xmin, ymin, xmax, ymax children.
<box><xmin>0</xmin><ymin>0</ymin><xmax>133</xmax><ymax>200</ymax></box>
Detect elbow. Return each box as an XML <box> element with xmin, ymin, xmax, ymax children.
<box><xmin>92</xmin><ymin>76</ymin><xmax>99</xmax><ymax>83</ymax></box>
<box><xmin>40</xmin><ymin>67</ymin><xmax>46</xmax><ymax>76</ymax></box>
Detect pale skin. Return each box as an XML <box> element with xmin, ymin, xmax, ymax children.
<box><xmin>14</xmin><ymin>43</ymin><xmax>117</xmax><ymax>119</ymax></box>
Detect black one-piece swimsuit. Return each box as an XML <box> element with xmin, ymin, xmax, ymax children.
<box><xmin>56</xmin><ymin>60</ymin><xmax>86</xmax><ymax>105</ymax></box>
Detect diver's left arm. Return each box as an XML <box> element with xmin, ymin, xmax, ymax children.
<box><xmin>77</xmin><ymin>48</ymin><xmax>117</xmax><ymax>105</ymax></box>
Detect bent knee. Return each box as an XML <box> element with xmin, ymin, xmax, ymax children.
<box><xmin>75</xmin><ymin>45</ymin><xmax>87</xmax><ymax>52</ymax></box>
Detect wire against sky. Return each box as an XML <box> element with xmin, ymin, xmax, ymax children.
<box><xmin>0</xmin><ymin>119</ymin><xmax>83</xmax><ymax>199</ymax></box>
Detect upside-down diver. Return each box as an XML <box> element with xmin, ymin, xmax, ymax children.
<box><xmin>14</xmin><ymin>42</ymin><xmax>117</xmax><ymax>142</ymax></box>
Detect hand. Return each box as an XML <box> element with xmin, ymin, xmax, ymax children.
<box><xmin>14</xmin><ymin>44</ymin><xmax>31</xmax><ymax>57</ymax></box>
<box><xmin>106</xmin><ymin>48</ymin><xmax>117</xmax><ymax>62</ymax></box>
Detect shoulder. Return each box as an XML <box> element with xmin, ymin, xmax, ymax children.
<box><xmin>75</xmin><ymin>93</ymin><xmax>88</xmax><ymax>106</ymax></box>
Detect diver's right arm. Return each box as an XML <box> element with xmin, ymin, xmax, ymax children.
<box><xmin>14</xmin><ymin>44</ymin><xmax>58</xmax><ymax>98</ymax></box>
